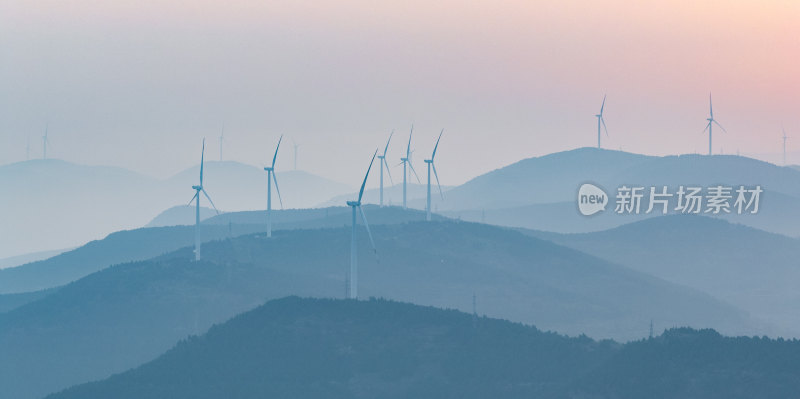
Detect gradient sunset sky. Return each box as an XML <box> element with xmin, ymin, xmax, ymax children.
<box><xmin>1</xmin><ymin>0</ymin><xmax>798</xmax><ymax>184</ymax></box>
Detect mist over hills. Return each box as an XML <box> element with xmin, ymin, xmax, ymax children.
<box><xmin>146</xmin><ymin>205</ymin><xmax>218</xmax><ymax>227</ymax></box>
<box><xmin>0</xmin><ymin>221</ymin><xmax>754</xmax><ymax>399</ymax></box>
<box><xmin>49</xmin><ymin>297</ymin><xmax>800</xmax><ymax>399</ymax></box>
<box><xmin>437</xmin><ymin>148</ymin><xmax>800</xmax><ymax>236</ymax></box>
<box><xmin>0</xmin><ymin>159</ymin><xmax>353</xmax><ymax>258</ymax></box>
<box><xmin>0</xmin><ymin>206</ymin><xmax>437</xmax><ymax>297</ymax></box>
<box><xmin>523</xmin><ymin>215</ymin><xmax>800</xmax><ymax>335</ymax></box>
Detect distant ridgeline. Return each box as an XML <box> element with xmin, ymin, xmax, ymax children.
<box><xmin>49</xmin><ymin>297</ymin><xmax>800</xmax><ymax>399</ymax></box>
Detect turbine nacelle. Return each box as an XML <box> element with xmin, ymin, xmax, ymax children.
<box><xmin>192</xmin><ymin>185</ymin><xmax>202</xmax><ymax>191</ymax></box>
<box><xmin>263</xmin><ymin>167</ymin><xmax>274</xmax><ymax>172</ymax></box>
<box><xmin>347</xmin><ymin>201</ymin><xmax>360</xmax><ymax>207</ymax></box>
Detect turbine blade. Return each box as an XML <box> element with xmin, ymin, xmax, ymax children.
<box><xmin>272</xmin><ymin>135</ymin><xmax>283</xmax><ymax>168</ymax></box>
<box><xmin>188</xmin><ymin>191</ymin><xmax>199</xmax><ymax>205</ymax></box>
<box><xmin>383</xmin><ymin>130</ymin><xmax>393</xmax><ymax>157</ymax></box>
<box><xmin>408</xmin><ymin>161</ymin><xmax>421</xmax><ymax>183</ymax></box>
<box><xmin>713</xmin><ymin>120</ymin><xmax>728</xmax><ymax>134</ymax></box>
<box><xmin>383</xmin><ymin>158</ymin><xmax>394</xmax><ymax>185</ymax></box>
<box><xmin>273</xmin><ymin>173</ymin><xmax>284</xmax><ymax>209</ymax></box>
<box><xmin>709</xmin><ymin>93</ymin><xmax>713</xmax><ymax>118</ymax></box>
<box><xmin>702</xmin><ymin>122</ymin><xmax>711</xmax><ymax>134</ymax></box>
<box><xmin>406</xmin><ymin>125</ymin><xmax>413</xmax><ymax>158</ymax></box>
<box><xmin>432</xmin><ymin>129</ymin><xmax>443</xmax><ymax>159</ymax></box>
<box><xmin>600</xmin><ymin>94</ymin><xmax>606</xmax><ymax>115</ymax></box>
<box><xmin>432</xmin><ymin>162</ymin><xmax>443</xmax><ymax>199</ymax></box>
<box><xmin>358</xmin><ymin>206</ymin><xmax>377</xmax><ymax>256</ymax></box>
<box><xmin>358</xmin><ymin>149</ymin><xmax>379</xmax><ymax>202</ymax></box>
<box><xmin>201</xmin><ymin>188</ymin><xmax>220</xmax><ymax>214</ymax></box>
<box><xmin>200</xmin><ymin>138</ymin><xmax>206</xmax><ymax>185</ymax></box>
<box><xmin>601</xmin><ymin>117</ymin><xmax>609</xmax><ymax>137</ymax></box>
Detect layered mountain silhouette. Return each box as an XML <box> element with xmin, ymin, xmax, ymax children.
<box><xmin>49</xmin><ymin>297</ymin><xmax>800</xmax><ymax>399</ymax></box>
<box><xmin>0</xmin><ymin>159</ymin><xmax>352</xmax><ymax>259</ymax></box>
<box><xmin>0</xmin><ymin>221</ymin><xmax>753</xmax><ymax>399</ymax></box>
<box><xmin>524</xmin><ymin>215</ymin><xmax>800</xmax><ymax>335</ymax></box>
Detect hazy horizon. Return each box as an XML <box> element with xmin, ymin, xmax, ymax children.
<box><xmin>2</xmin><ymin>0</ymin><xmax>798</xmax><ymax>185</ymax></box>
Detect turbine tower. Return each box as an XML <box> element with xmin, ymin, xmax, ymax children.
<box><xmin>425</xmin><ymin>129</ymin><xmax>444</xmax><ymax>221</ymax></box>
<box><xmin>783</xmin><ymin>127</ymin><xmax>789</xmax><ymax>165</ymax></box>
<box><xmin>595</xmin><ymin>95</ymin><xmax>608</xmax><ymax>148</ymax></box>
<box><xmin>399</xmin><ymin>125</ymin><xmax>421</xmax><ymax>209</ymax></box>
<box><xmin>188</xmin><ymin>138</ymin><xmax>220</xmax><ymax>261</ymax></box>
<box><xmin>347</xmin><ymin>149</ymin><xmax>378</xmax><ymax>299</ymax></box>
<box><xmin>42</xmin><ymin>124</ymin><xmax>50</xmax><ymax>160</ymax></box>
<box><xmin>264</xmin><ymin>135</ymin><xmax>284</xmax><ymax>238</ymax></box>
<box><xmin>377</xmin><ymin>130</ymin><xmax>394</xmax><ymax>206</ymax></box>
<box><xmin>703</xmin><ymin>93</ymin><xmax>727</xmax><ymax>156</ymax></box>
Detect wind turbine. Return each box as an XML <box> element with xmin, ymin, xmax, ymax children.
<box><xmin>783</xmin><ymin>127</ymin><xmax>790</xmax><ymax>165</ymax></box>
<box><xmin>292</xmin><ymin>139</ymin><xmax>299</xmax><ymax>170</ymax></box>
<box><xmin>42</xmin><ymin>124</ymin><xmax>50</xmax><ymax>160</ymax></box>
<box><xmin>188</xmin><ymin>138</ymin><xmax>220</xmax><ymax>261</ymax></box>
<box><xmin>702</xmin><ymin>93</ymin><xmax>727</xmax><ymax>155</ymax></box>
<box><xmin>264</xmin><ymin>135</ymin><xmax>284</xmax><ymax>238</ymax></box>
<box><xmin>425</xmin><ymin>129</ymin><xmax>444</xmax><ymax>221</ymax></box>
<box><xmin>399</xmin><ymin>125</ymin><xmax>421</xmax><ymax>208</ymax></box>
<box><xmin>595</xmin><ymin>95</ymin><xmax>608</xmax><ymax>148</ymax></box>
<box><xmin>377</xmin><ymin>130</ymin><xmax>394</xmax><ymax>207</ymax></box>
<box><xmin>346</xmin><ymin>149</ymin><xmax>378</xmax><ymax>299</ymax></box>
<box><xmin>219</xmin><ymin>124</ymin><xmax>225</xmax><ymax>161</ymax></box>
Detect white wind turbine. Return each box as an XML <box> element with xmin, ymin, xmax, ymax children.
<box><xmin>425</xmin><ymin>129</ymin><xmax>444</xmax><ymax>221</ymax></box>
<box><xmin>42</xmin><ymin>124</ymin><xmax>50</xmax><ymax>160</ymax></box>
<box><xmin>783</xmin><ymin>127</ymin><xmax>790</xmax><ymax>165</ymax></box>
<box><xmin>219</xmin><ymin>124</ymin><xmax>225</xmax><ymax>161</ymax></box>
<box><xmin>264</xmin><ymin>135</ymin><xmax>284</xmax><ymax>238</ymax></box>
<box><xmin>703</xmin><ymin>93</ymin><xmax>727</xmax><ymax>156</ymax></box>
<box><xmin>377</xmin><ymin>130</ymin><xmax>394</xmax><ymax>207</ymax></box>
<box><xmin>347</xmin><ymin>149</ymin><xmax>378</xmax><ymax>299</ymax></box>
<box><xmin>595</xmin><ymin>95</ymin><xmax>608</xmax><ymax>148</ymax></box>
<box><xmin>188</xmin><ymin>138</ymin><xmax>220</xmax><ymax>261</ymax></box>
<box><xmin>399</xmin><ymin>125</ymin><xmax>421</xmax><ymax>208</ymax></box>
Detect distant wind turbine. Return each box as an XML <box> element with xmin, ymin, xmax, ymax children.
<box><xmin>595</xmin><ymin>95</ymin><xmax>608</xmax><ymax>148</ymax></box>
<box><xmin>347</xmin><ymin>149</ymin><xmax>378</xmax><ymax>299</ymax></box>
<box><xmin>188</xmin><ymin>138</ymin><xmax>220</xmax><ymax>261</ymax></box>
<box><xmin>425</xmin><ymin>129</ymin><xmax>444</xmax><ymax>221</ymax></box>
<box><xmin>264</xmin><ymin>135</ymin><xmax>284</xmax><ymax>238</ymax></box>
<box><xmin>292</xmin><ymin>139</ymin><xmax>299</xmax><ymax>170</ymax></box>
<box><xmin>702</xmin><ymin>93</ymin><xmax>727</xmax><ymax>156</ymax></box>
<box><xmin>783</xmin><ymin>127</ymin><xmax>790</xmax><ymax>165</ymax></box>
<box><xmin>399</xmin><ymin>125</ymin><xmax>421</xmax><ymax>209</ymax></box>
<box><xmin>219</xmin><ymin>124</ymin><xmax>225</xmax><ymax>161</ymax></box>
<box><xmin>42</xmin><ymin>124</ymin><xmax>50</xmax><ymax>160</ymax></box>
<box><xmin>377</xmin><ymin>130</ymin><xmax>394</xmax><ymax>207</ymax></box>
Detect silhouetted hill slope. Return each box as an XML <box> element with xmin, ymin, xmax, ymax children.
<box><xmin>0</xmin><ymin>288</ymin><xmax>55</xmax><ymax>313</ymax></box>
<box><xmin>0</xmin><ymin>222</ymin><xmax>752</xmax><ymax>399</ymax></box>
<box><xmin>522</xmin><ymin>215</ymin><xmax>800</xmax><ymax>335</ymax></box>
<box><xmin>49</xmin><ymin>298</ymin><xmax>800</xmax><ymax>399</ymax></box>
<box><xmin>145</xmin><ymin>205</ymin><xmax>217</xmax><ymax>227</ymax></box>
<box><xmin>0</xmin><ymin>159</ymin><xmax>352</xmax><ymax>259</ymax></box>
<box><xmin>0</xmin><ymin>159</ymin><xmax>164</xmax><ymax>258</ymax></box>
<box><xmin>0</xmin><ymin>223</ymin><xmax>262</xmax><ymax>294</ymax></box>
<box><xmin>437</xmin><ymin>148</ymin><xmax>800</xmax><ymax>236</ymax></box>
<box><xmin>0</xmin><ymin>206</ymin><xmax>440</xmax><ymax>296</ymax></box>
<box><xmin>428</xmin><ymin>147</ymin><xmax>652</xmax><ymax>211</ymax></box>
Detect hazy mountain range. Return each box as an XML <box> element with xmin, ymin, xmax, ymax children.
<box><xmin>49</xmin><ymin>297</ymin><xmax>800</xmax><ymax>399</ymax></box>
<box><xmin>0</xmin><ymin>217</ymin><xmax>759</xmax><ymax>399</ymax></box>
<box><xmin>0</xmin><ymin>159</ymin><xmax>353</xmax><ymax>258</ymax></box>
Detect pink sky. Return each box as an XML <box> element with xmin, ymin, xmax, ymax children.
<box><xmin>1</xmin><ymin>0</ymin><xmax>799</xmax><ymax>184</ymax></box>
